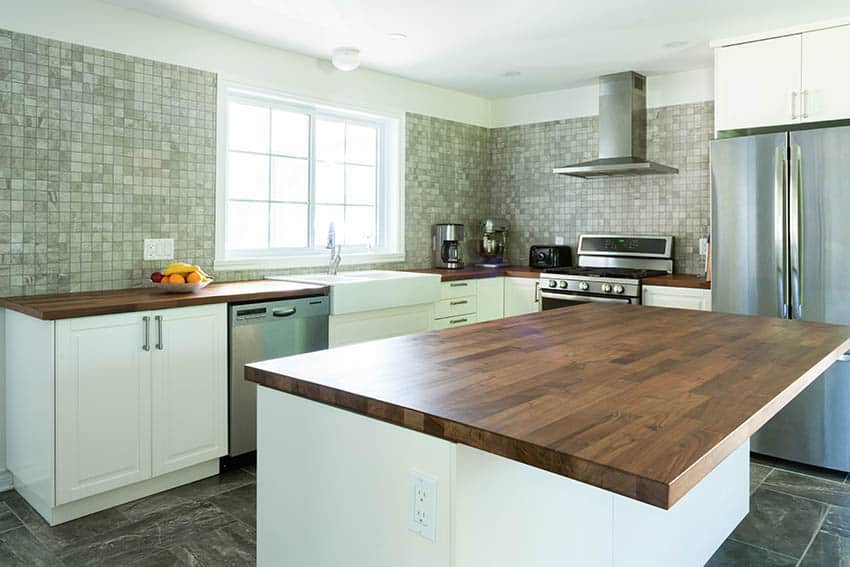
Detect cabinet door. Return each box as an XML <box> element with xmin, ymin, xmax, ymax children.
<box><xmin>642</xmin><ymin>286</ymin><xmax>711</xmax><ymax>311</ymax></box>
<box><xmin>476</xmin><ymin>277</ymin><xmax>505</xmax><ymax>322</ymax></box>
<box><xmin>55</xmin><ymin>312</ymin><xmax>152</xmax><ymax>505</ymax></box>
<box><xmin>802</xmin><ymin>25</ymin><xmax>850</xmax><ymax>122</ymax></box>
<box><xmin>503</xmin><ymin>277</ymin><xmax>540</xmax><ymax>317</ymax></box>
<box><xmin>715</xmin><ymin>35</ymin><xmax>802</xmax><ymax>131</ymax></box>
<box><xmin>151</xmin><ymin>304</ymin><xmax>227</xmax><ymax>476</ymax></box>
<box><xmin>329</xmin><ymin>304</ymin><xmax>433</xmax><ymax>348</ymax></box>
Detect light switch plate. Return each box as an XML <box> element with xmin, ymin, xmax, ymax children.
<box><xmin>699</xmin><ymin>238</ymin><xmax>709</xmax><ymax>256</ymax></box>
<box><xmin>144</xmin><ymin>238</ymin><xmax>174</xmax><ymax>261</ymax></box>
<box><xmin>555</xmin><ymin>236</ymin><xmax>565</xmax><ymax>245</ymax></box>
<box><xmin>409</xmin><ymin>470</ymin><xmax>437</xmax><ymax>542</ymax></box>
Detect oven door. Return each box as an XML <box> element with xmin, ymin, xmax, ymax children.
<box><xmin>540</xmin><ymin>290</ymin><xmax>635</xmax><ymax>311</ymax></box>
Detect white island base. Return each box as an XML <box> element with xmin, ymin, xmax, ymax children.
<box><xmin>257</xmin><ymin>387</ymin><xmax>749</xmax><ymax>567</ymax></box>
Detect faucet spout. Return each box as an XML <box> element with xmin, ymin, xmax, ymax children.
<box><xmin>328</xmin><ymin>246</ymin><xmax>342</xmax><ymax>275</ymax></box>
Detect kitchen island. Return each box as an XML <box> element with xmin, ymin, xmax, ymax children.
<box><xmin>247</xmin><ymin>303</ymin><xmax>850</xmax><ymax>567</ymax></box>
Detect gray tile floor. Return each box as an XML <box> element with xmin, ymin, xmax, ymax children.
<box><xmin>708</xmin><ymin>454</ymin><xmax>850</xmax><ymax>566</ymax></box>
<box><xmin>0</xmin><ymin>464</ymin><xmax>257</xmax><ymax>566</ymax></box>
<box><xmin>0</xmin><ymin>456</ymin><xmax>846</xmax><ymax>566</ymax></box>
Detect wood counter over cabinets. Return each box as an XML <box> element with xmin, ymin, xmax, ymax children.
<box><xmin>1</xmin><ymin>280</ymin><xmax>329</xmax><ymax>320</ymax></box>
<box><xmin>247</xmin><ymin>303</ymin><xmax>850</xmax><ymax>509</ymax></box>
<box><xmin>409</xmin><ymin>266</ymin><xmax>544</xmax><ymax>281</ymax></box>
<box><xmin>641</xmin><ymin>274</ymin><xmax>712</xmax><ymax>289</ymax></box>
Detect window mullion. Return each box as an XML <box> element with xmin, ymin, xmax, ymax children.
<box><xmin>308</xmin><ymin>112</ymin><xmax>317</xmax><ymax>249</ymax></box>
<box><xmin>267</xmin><ymin>107</ymin><xmax>273</xmax><ymax>250</ymax></box>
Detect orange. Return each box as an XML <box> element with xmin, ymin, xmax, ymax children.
<box><xmin>160</xmin><ymin>275</ymin><xmax>170</xmax><ymax>284</ymax></box>
<box><xmin>170</xmin><ymin>273</ymin><xmax>186</xmax><ymax>284</ymax></box>
<box><xmin>186</xmin><ymin>271</ymin><xmax>202</xmax><ymax>284</ymax></box>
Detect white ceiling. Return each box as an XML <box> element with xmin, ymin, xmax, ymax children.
<box><xmin>102</xmin><ymin>0</ymin><xmax>849</xmax><ymax>97</ymax></box>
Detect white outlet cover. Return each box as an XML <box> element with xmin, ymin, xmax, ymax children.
<box><xmin>409</xmin><ymin>470</ymin><xmax>438</xmax><ymax>542</ymax></box>
<box><xmin>699</xmin><ymin>238</ymin><xmax>709</xmax><ymax>256</ymax></box>
<box><xmin>555</xmin><ymin>236</ymin><xmax>565</xmax><ymax>245</ymax></box>
<box><xmin>144</xmin><ymin>238</ymin><xmax>175</xmax><ymax>261</ymax></box>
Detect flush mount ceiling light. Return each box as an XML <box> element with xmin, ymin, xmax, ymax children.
<box><xmin>663</xmin><ymin>40</ymin><xmax>689</xmax><ymax>49</ymax></box>
<box><xmin>388</xmin><ymin>32</ymin><xmax>407</xmax><ymax>40</ymax></box>
<box><xmin>331</xmin><ymin>47</ymin><xmax>361</xmax><ymax>71</ymax></box>
<box><xmin>502</xmin><ymin>71</ymin><xmax>521</xmax><ymax>78</ymax></box>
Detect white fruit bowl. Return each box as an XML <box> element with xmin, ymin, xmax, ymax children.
<box><xmin>151</xmin><ymin>280</ymin><xmax>212</xmax><ymax>294</ymax></box>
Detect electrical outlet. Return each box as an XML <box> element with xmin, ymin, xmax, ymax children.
<box><xmin>409</xmin><ymin>470</ymin><xmax>437</xmax><ymax>542</ymax></box>
<box><xmin>699</xmin><ymin>237</ymin><xmax>709</xmax><ymax>256</ymax></box>
<box><xmin>555</xmin><ymin>236</ymin><xmax>565</xmax><ymax>245</ymax></box>
<box><xmin>144</xmin><ymin>238</ymin><xmax>174</xmax><ymax>261</ymax></box>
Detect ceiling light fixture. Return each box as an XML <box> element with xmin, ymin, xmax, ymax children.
<box><xmin>502</xmin><ymin>71</ymin><xmax>521</xmax><ymax>78</ymax></box>
<box><xmin>388</xmin><ymin>32</ymin><xmax>407</xmax><ymax>40</ymax></box>
<box><xmin>663</xmin><ymin>40</ymin><xmax>689</xmax><ymax>49</ymax></box>
<box><xmin>331</xmin><ymin>47</ymin><xmax>361</xmax><ymax>71</ymax></box>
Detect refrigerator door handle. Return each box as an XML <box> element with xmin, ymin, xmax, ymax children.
<box><xmin>775</xmin><ymin>147</ymin><xmax>789</xmax><ymax>318</ymax></box>
<box><xmin>789</xmin><ymin>144</ymin><xmax>803</xmax><ymax>319</ymax></box>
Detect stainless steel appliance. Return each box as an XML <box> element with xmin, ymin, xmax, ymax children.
<box><xmin>712</xmin><ymin>126</ymin><xmax>850</xmax><ymax>471</ymax></box>
<box><xmin>539</xmin><ymin>234</ymin><xmax>672</xmax><ymax>310</ymax></box>
<box><xmin>553</xmin><ymin>72</ymin><xmax>678</xmax><ymax>179</ymax></box>
<box><xmin>529</xmin><ymin>245</ymin><xmax>572</xmax><ymax>269</ymax></box>
<box><xmin>477</xmin><ymin>218</ymin><xmax>509</xmax><ymax>267</ymax></box>
<box><xmin>432</xmin><ymin>223</ymin><xmax>465</xmax><ymax>269</ymax></box>
<box><xmin>228</xmin><ymin>296</ymin><xmax>329</xmax><ymax>457</ymax></box>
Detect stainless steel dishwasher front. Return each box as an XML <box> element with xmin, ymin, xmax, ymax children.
<box><xmin>228</xmin><ymin>295</ymin><xmax>329</xmax><ymax>457</ymax></box>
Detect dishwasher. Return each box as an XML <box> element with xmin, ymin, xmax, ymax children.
<box><xmin>228</xmin><ymin>295</ymin><xmax>329</xmax><ymax>458</ymax></box>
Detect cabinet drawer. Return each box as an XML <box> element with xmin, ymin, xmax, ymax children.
<box><xmin>440</xmin><ymin>279</ymin><xmax>478</xmax><ymax>300</ymax></box>
<box><xmin>433</xmin><ymin>314</ymin><xmax>477</xmax><ymax>329</ymax></box>
<box><xmin>434</xmin><ymin>296</ymin><xmax>477</xmax><ymax>319</ymax></box>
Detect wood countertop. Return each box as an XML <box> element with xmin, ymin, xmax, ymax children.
<box><xmin>642</xmin><ymin>274</ymin><xmax>712</xmax><ymax>289</ymax></box>
<box><xmin>247</xmin><ymin>303</ymin><xmax>850</xmax><ymax>509</ymax></box>
<box><xmin>1</xmin><ymin>280</ymin><xmax>330</xmax><ymax>320</ymax></box>
<box><xmin>409</xmin><ymin>266</ymin><xmax>545</xmax><ymax>281</ymax></box>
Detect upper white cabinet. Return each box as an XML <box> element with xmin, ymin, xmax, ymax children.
<box><xmin>801</xmin><ymin>26</ymin><xmax>850</xmax><ymax>122</ymax></box>
<box><xmin>715</xmin><ymin>35</ymin><xmax>802</xmax><ymax>131</ymax></box>
<box><xmin>715</xmin><ymin>23</ymin><xmax>850</xmax><ymax>131</ymax></box>
<box><xmin>503</xmin><ymin>277</ymin><xmax>540</xmax><ymax>317</ymax></box>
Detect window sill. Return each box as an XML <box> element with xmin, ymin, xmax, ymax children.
<box><xmin>213</xmin><ymin>252</ymin><xmax>406</xmax><ymax>272</ymax></box>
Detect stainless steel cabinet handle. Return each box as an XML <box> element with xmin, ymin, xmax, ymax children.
<box><xmin>449</xmin><ymin>318</ymin><xmax>468</xmax><ymax>324</ymax></box>
<box><xmin>791</xmin><ymin>91</ymin><xmax>798</xmax><ymax>119</ymax></box>
<box><xmin>801</xmin><ymin>90</ymin><xmax>809</xmax><ymax>119</ymax></box>
<box><xmin>774</xmin><ymin>147</ymin><xmax>789</xmax><ymax>318</ymax></box>
<box><xmin>142</xmin><ymin>316</ymin><xmax>150</xmax><ymax>351</ymax></box>
<box><xmin>534</xmin><ymin>281</ymin><xmax>540</xmax><ymax>303</ymax></box>
<box><xmin>272</xmin><ymin>308</ymin><xmax>297</xmax><ymax>317</ymax></box>
<box><xmin>450</xmin><ymin>300</ymin><xmax>468</xmax><ymax>306</ymax></box>
<box><xmin>449</xmin><ymin>282</ymin><xmax>468</xmax><ymax>287</ymax></box>
<box><xmin>155</xmin><ymin>315</ymin><xmax>163</xmax><ymax>350</ymax></box>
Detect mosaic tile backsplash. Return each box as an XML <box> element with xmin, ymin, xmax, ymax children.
<box><xmin>1</xmin><ymin>27</ymin><xmax>710</xmax><ymax>297</ymax></box>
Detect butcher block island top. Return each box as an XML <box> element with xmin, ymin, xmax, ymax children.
<box><xmin>247</xmin><ymin>303</ymin><xmax>850</xmax><ymax>509</ymax></box>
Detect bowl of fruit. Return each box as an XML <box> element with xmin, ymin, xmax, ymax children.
<box><xmin>150</xmin><ymin>263</ymin><xmax>213</xmax><ymax>293</ymax></box>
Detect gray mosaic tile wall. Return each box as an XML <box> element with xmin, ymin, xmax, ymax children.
<box><xmin>0</xmin><ymin>28</ymin><xmax>216</xmax><ymax>296</ymax></box>
<box><xmin>489</xmin><ymin>102</ymin><xmax>713</xmax><ymax>275</ymax></box>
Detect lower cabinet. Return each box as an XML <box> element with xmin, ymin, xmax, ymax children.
<box><xmin>329</xmin><ymin>303</ymin><xmax>433</xmax><ymax>348</ymax></box>
<box><xmin>504</xmin><ymin>277</ymin><xmax>541</xmax><ymax>317</ymax></box>
<box><xmin>642</xmin><ymin>285</ymin><xmax>712</xmax><ymax>311</ymax></box>
<box><xmin>8</xmin><ymin>303</ymin><xmax>228</xmax><ymax>524</ymax></box>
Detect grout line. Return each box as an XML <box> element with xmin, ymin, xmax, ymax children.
<box><xmin>758</xmin><ymin>484</ymin><xmax>849</xmax><ymax>510</ymax></box>
<box><xmin>726</xmin><ymin>536</ymin><xmax>799</xmax><ymax>561</ymax></box>
<box><xmin>795</xmin><ymin>504</ymin><xmax>829</xmax><ymax>567</ymax></box>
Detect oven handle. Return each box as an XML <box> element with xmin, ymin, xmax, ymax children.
<box><xmin>540</xmin><ymin>291</ymin><xmax>632</xmax><ymax>304</ymax></box>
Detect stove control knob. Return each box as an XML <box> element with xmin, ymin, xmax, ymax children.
<box><xmin>614</xmin><ymin>285</ymin><xmax>625</xmax><ymax>294</ymax></box>
<box><xmin>579</xmin><ymin>282</ymin><xmax>590</xmax><ymax>291</ymax></box>
<box><xmin>559</xmin><ymin>281</ymin><xmax>568</xmax><ymax>289</ymax></box>
<box><xmin>548</xmin><ymin>279</ymin><xmax>558</xmax><ymax>288</ymax></box>
<box><xmin>601</xmin><ymin>283</ymin><xmax>613</xmax><ymax>293</ymax></box>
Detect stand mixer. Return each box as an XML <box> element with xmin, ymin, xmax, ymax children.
<box><xmin>477</xmin><ymin>219</ymin><xmax>509</xmax><ymax>267</ymax></box>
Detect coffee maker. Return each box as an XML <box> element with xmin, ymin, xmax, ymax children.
<box><xmin>432</xmin><ymin>224</ymin><xmax>465</xmax><ymax>269</ymax></box>
<box><xmin>477</xmin><ymin>218</ymin><xmax>509</xmax><ymax>267</ymax></box>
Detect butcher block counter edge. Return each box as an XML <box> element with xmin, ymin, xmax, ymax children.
<box><xmin>0</xmin><ymin>280</ymin><xmax>330</xmax><ymax>320</ymax></box>
<box><xmin>641</xmin><ymin>274</ymin><xmax>711</xmax><ymax>289</ymax></box>
<box><xmin>408</xmin><ymin>266</ymin><xmax>544</xmax><ymax>281</ymax></box>
<box><xmin>246</xmin><ymin>304</ymin><xmax>850</xmax><ymax>509</ymax></box>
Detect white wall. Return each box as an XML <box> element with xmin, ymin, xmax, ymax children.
<box><xmin>1</xmin><ymin>0</ymin><xmax>492</xmax><ymax>127</ymax></box>
<box><xmin>491</xmin><ymin>67</ymin><xmax>714</xmax><ymax>128</ymax></box>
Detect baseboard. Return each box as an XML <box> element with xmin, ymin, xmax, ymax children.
<box><xmin>0</xmin><ymin>470</ymin><xmax>13</xmax><ymax>492</ymax></box>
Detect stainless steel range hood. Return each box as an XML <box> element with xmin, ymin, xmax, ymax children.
<box><xmin>553</xmin><ymin>71</ymin><xmax>678</xmax><ymax>179</ymax></box>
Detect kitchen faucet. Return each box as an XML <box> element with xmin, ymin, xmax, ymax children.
<box><xmin>326</xmin><ymin>222</ymin><xmax>342</xmax><ymax>275</ymax></box>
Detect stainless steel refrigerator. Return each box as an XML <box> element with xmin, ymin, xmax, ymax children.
<box><xmin>711</xmin><ymin>126</ymin><xmax>850</xmax><ymax>471</ymax></box>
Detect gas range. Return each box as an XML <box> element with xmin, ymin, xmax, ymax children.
<box><xmin>540</xmin><ymin>235</ymin><xmax>673</xmax><ymax>308</ymax></box>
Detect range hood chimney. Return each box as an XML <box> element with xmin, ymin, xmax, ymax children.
<box><xmin>553</xmin><ymin>71</ymin><xmax>678</xmax><ymax>179</ymax></box>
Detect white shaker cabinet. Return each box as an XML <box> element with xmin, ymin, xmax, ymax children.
<box><xmin>476</xmin><ymin>277</ymin><xmax>505</xmax><ymax>322</ymax></box>
<box><xmin>715</xmin><ymin>34</ymin><xmax>802</xmax><ymax>131</ymax></box>
<box><xmin>802</xmin><ymin>25</ymin><xmax>850</xmax><ymax>122</ymax></box>
<box><xmin>55</xmin><ymin>312</ymin><xmax>153</xmax><ymax>505</ymax></box>
<box><xmin>503</xmin><ymin>277</ymin><xmax>541</xmax><ymax>317</ymax></box>
<box><xmin>642</xmin><ymin>285</ymin><xmax>712</xmax><ymax>311</ymax></box>
<box><xmin>151</xmin><ymin>306</ymin><xmax>228</xmax><ymax>476</ymax></box>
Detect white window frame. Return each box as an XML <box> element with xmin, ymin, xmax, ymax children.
<box><xmin>214</xmin><ymin>82</ymin><xmax>405</xmax><ymax>271</ymax></box>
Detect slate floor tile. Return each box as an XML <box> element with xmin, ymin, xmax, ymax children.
<box><xmin>799</xmin><ymin>530</ymin><xmax>850</xmax><ymax>567</ymax></box>
<box><xmin>731</xmin><ymin>487</ymin><xmax>827</xmax><ymax>559</ymax></box>
<box><xmin>0</xmin><ymin>526</ymin><xmax>65</xmax><ymax>566</ymax></box>
<box><xmin>169</xmin><ymin>520</ymin><xmax>256</xmax><ymax>567</ymax></box>
<box><xmin>0</xmin><ymin>501</ymin><xmax>23</xmax><ymax>534</ymax></box>
<box><xmin>822</xmin><ymin>505</ymin><xmax>850</xmax><ymax>540</ymax></box>
<box><xmin>762</xmin><ymin>468</ymin><xmax>850</xmax><ymax>508</ymax></box>
<box><xmin>164</xmin><ymin>468</ymin><xmax>255</xmax><ymax>503</ymax></box>
<box><xmin>209</xmin><ymin>484</ymin><xmax>256</xmax><ymax>528</ymax></box>
<box><xmin>752</xmin><ymin>453</ymin><xmax>847</xmax><ymax>483</ymax></box>
<box><xmin>706</xmin><ymin>538</ymin><xmax>797</xmax><ymax>567</ymax></box>
<box><xmin>750</xmin><ymin>463</ymin><xmax>772</xmax><ymax>494</ymax></box>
